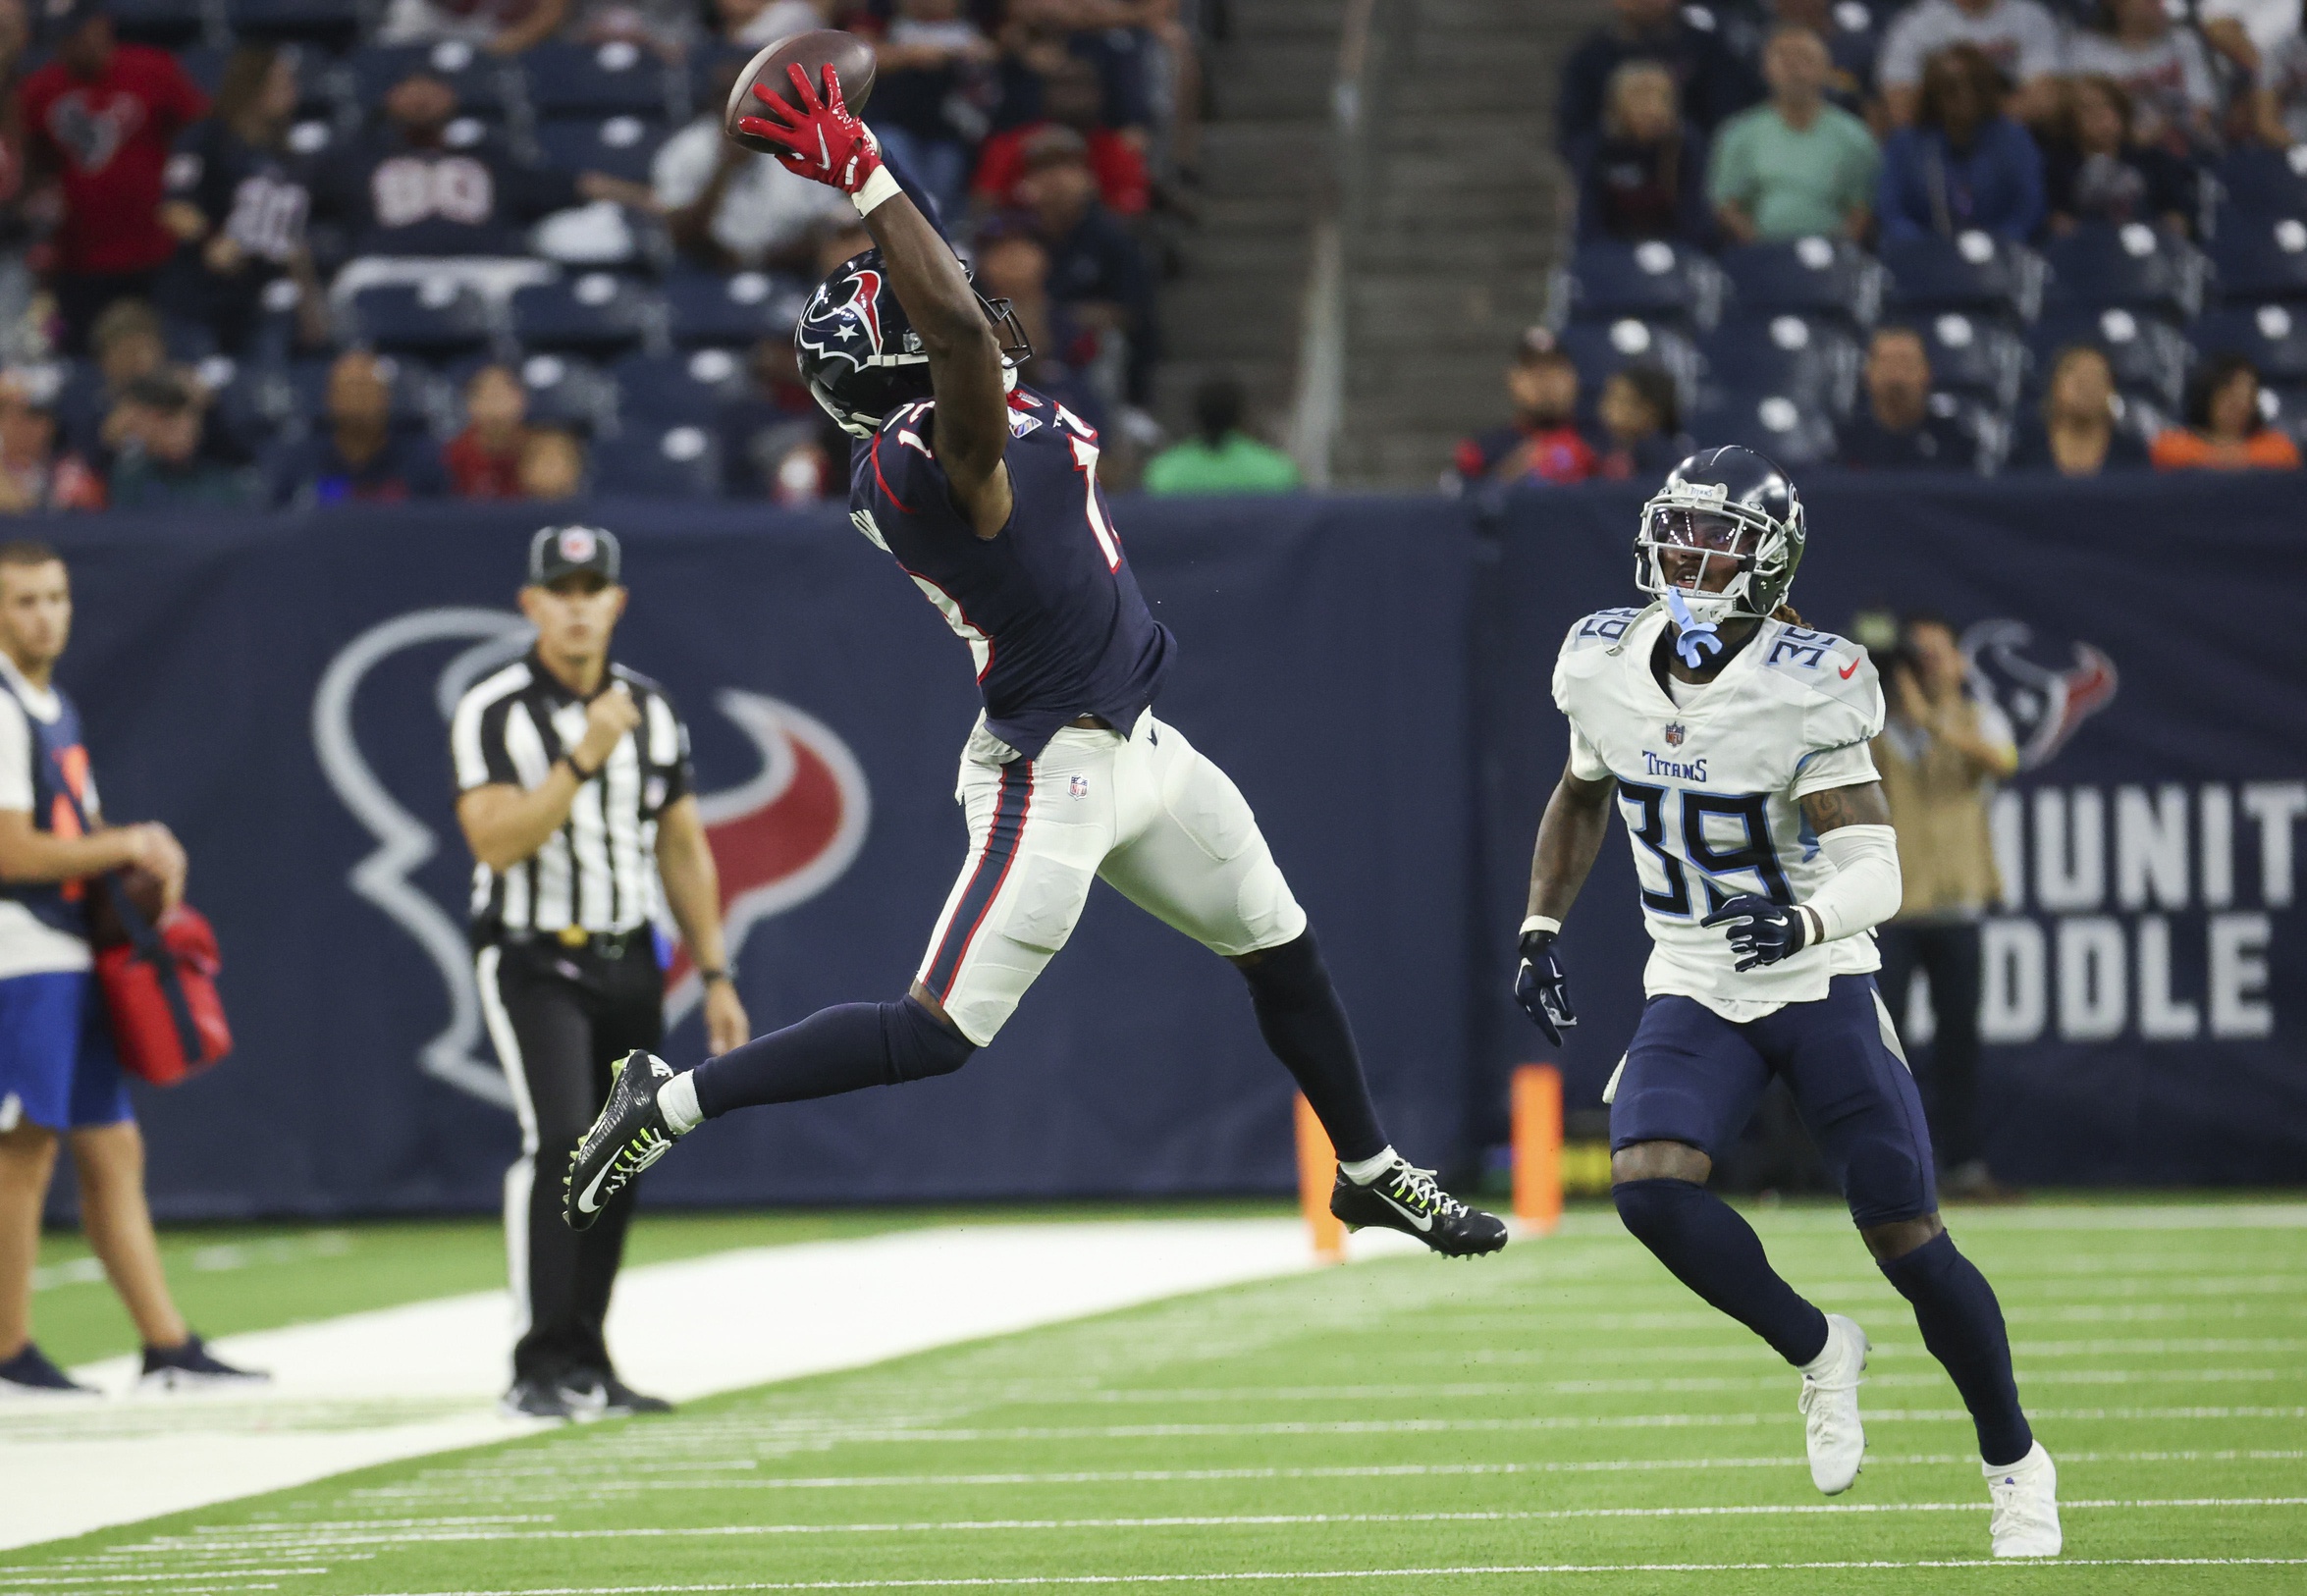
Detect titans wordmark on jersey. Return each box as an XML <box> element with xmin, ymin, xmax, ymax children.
<box><xmin>1554</xmin><ymin>605</ymin><xmax>1888</xmax><ymax>1020</ymax></box>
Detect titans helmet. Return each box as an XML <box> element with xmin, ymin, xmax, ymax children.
<box><xmin>794</xmin><ymin>248</ymin><xmax>1032</xmax><ymax>438</ymax></box>
<box><xmin>1633</xmin><ymin>445</ymin><xmax>1807</xmax><ymax>624</ymax></box>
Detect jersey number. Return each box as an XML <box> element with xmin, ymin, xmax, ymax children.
<box><xmin>1066</xmin><ymin>434</ymin><xmax>1123</xmax><ymax>572</ymax></box>
<box><xmin>1616</xmin><ymin>782</ymin><xmax>1793</xmax><ymax>920</ymax></box>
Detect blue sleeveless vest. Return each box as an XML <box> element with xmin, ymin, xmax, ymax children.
<box><xmin>2</xmin><ymin>673</ymin><xmax>93</xmax><ymax>941</ymax></box>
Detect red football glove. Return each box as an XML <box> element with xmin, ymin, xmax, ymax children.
<box><xmin>737</xmin><ymin>62</ymin><xmax>884</xmax><ymax>196</ymax></box>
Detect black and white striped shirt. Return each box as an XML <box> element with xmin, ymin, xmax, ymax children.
<box><xmin>451</xmin><ymin>654</ymin><xmax>693</xmax><ymax>940</ymax></box>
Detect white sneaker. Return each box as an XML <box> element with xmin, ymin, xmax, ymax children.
<box><xmin>1986</xmin><ymin>1441</ymin><xmax>2062</xmax><ymax>1557</ymax></box>
<box><xmin>1797</xmin><ymin>1312</ymin><xmax>1867</xmax><ymax>1495</ymax></box>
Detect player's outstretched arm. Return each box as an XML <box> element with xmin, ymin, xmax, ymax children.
<box><xmin>1516</xmin><ymin>763</ymin><xmax>1615</xmax><ymax>1043</ymax></box>
<box><xmin>738</xmin><ymin>66</ymin><xmax>1012</xmax><ymax>537</ymax></box>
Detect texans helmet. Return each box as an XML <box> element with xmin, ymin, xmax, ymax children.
<box><xmin>1634</xmin><ymin>445</ymin><xmax>1806</xmax><ymax>624</ymax></box>
<box><xmin>794</xmin><ymin>248</ymin><xmax>1032</xmax><ymax>438</ymax></box>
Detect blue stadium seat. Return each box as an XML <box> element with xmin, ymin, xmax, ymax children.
<box><xmin>1697</xmin><ymin>315</ymin><xmax>1861</xmax><ymax>418</ymax></box>
<box><xmin>1880</xmin><ymin>232</ymin><xmax>2045</xmax><ymax>321</ymax></box>
<box><xmin>594</xmin><ymin>422</ymin><xmax>724</xmax><ymax>497</ymax></box>
<box><xmin>1557</xmin><ymin>240</ymin><xmax>1725</xmax><ymax>328</ymax></box>
<box><xmin>2040</xmin><ymin>221</ymin><xmax>2206</xmax><ymax>320</ymax></box>
<box><xmin>521</xmin><ymin>40</ymin><xmax>675</xmax><ymax>119</ymax></box>
<box><xmin>1926</xmin><ymin>391</ymin><xmax>2005</xmax><ymax>473</ymax></box>
<box><xmin>1685</xmin><ymin>388</ymin><xmax>1839</xmax><ymax>466</ymax></box>
<box><xmin>610</xmin><ymin>348</ymin><xmax>749</xmax><ymax>425</ymax></box>
<box><xmin>177</xmin><ymin>45</ymin><xmax>231</xmax><ymax>95</ymax></box>
<box><xmin>348</xmin><ymin>280</ymin><xmax>497</xmax><ymax>358</ymax></box>
<box><xmin>345</xmin><ymin>41</ymin><xmax>513</xmax><ymax>119</ymax></box>
<box><xmin>690</xmin><ymin>47</ymin><xmax>753</xmax><ymax>118</ymax></box>
<box><xmin>1917</xmin><ymin>311</ymin><xmax>2025</xmax><ymax>408</ymax></box>
<box><xmin>2025</xmin><ymin>306</ymin><xmax>2191</xmax><ymax>406</ymax></box>
<box><xmin>2215</xmin><ymin>144</ymin><xmax>2307</xmax><ymax>224</ymax></box>
<box><xmin>2211</xmin><ymin>216</ymin><xmax>2307</xmax><ymax>302</ymax></box>
<box><xmin>227</xmin><ymin>0</ymin><xmax>360</xmax><ymax>47</ymax></box>
<box><xmin>509</xmin><ymin>273</ymin><xmax>655</xmax><ymax>357</ymax></box>
<box><xmin>1555</xmin><ymin>319</ymin><xmax>1697</xmax><ymax>411</ymax></box>
<box><xmin>1718</xmin><ymin>238</ymin><xmax>1884</xmax><ymax>327</ymax></box>
<box><xmin>106</xmin><ymin>0</ymin><xmax>206</xmax><ymax>47</ymax></box>
<box><xmin>534</xmin><ymin>116</ymin><xmax>668</xmax><ymax>186</ymax></box>
<box><xmin>2262</xmin><ymin>381</ymin><xmax>2307</xmax><ymax>440</ymax></box>
<box><xmin>519</xmin><ymin>354</ymin><xmax>618</xmax><ymax>434</ymax></box>
<box><xmin>664</xmin><ymin>268</ymin><xmax>807</xmax><ymax>346</ymax></box>
<box><xmin>2191</xmin><ymin>302</ymin><xmax>2307</xmax><ymax>385</ymax></box>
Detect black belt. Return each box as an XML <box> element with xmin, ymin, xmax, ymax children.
<box><xmin>502</xmin><ymin>926</ymin><xmax>651</xmax><ymax>960</ymax></box>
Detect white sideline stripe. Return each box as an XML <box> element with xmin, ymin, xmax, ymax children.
<box><xmin>47</xmin><ymin>1498</ymin><xmax>2305</xmax><ymax>1558</ymax></box>
<box><xmin>1</xmin><ymin>1219</ymin><xmax>1416</xmax><ymax>1553</ymax></box>
<box><xmin>339</xmin><ymin>1449</ymin><xmax>2307</xmax><ymax>1497</ymax></box>
<box><xmin>317</xmin><ymin>1558</ymin><xmax>2307</xmax><ymax>1595</ymax></box>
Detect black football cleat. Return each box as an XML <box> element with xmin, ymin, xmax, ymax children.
<box><xmin>563</xmin><ymin>1050</ymin><xmax>679</xmax><ymax>1232</ymax></box>
<box><xmin>573</xmin><ymin>1369</ymin><xmax>675</xmax><ymax>1415</ymax></box>
<box><xmin>137</xmin><ymin>1333</ymin><xmax>269</xmax><ymax>1392</ymax></box>
<box><xmin>1331</xmin><ymin>1159</ymin><xmax>1509</xmax><ymax>1257</ymax></box>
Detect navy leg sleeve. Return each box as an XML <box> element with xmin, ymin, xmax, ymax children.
<box><xmin>1614</xmin><ymin>1178</ymin><xmax>1830</xmax><ymax>1366</ymax></box>
<box><xmin>1236</xmin><ymin>931</ymin><xmax>1386</xmax><ymax>1163</ymax></box>
<box><xmin>691</xmin><ymin>997</ymin><xmax>973</xmax><ymax>1119</ymax></box>
<box><xmin>1879</xmin><ymin>1230</ymin><xmax>2033</xmax><ymax>1466</ymax></box>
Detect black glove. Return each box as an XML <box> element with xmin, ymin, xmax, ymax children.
<box><xmin>1514</xmin><ymin>928</ymin><xmax>1577</xmax><ymax>1045</ymax></box>
<box><xmin>1701</xmin><ymin>894</ymin><xmax>1809</xmax><ymax>972</ymax></box>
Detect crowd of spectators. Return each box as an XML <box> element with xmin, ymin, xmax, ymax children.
<box><xmin>1472</xmin><ymin>0</ymin><xmax>2307</xmax><ymax>490</ymax></box>
<box><xmin>0</xmin><ymin>0</ymin><xmax>1202</xmax><ymax>513</ymax></box>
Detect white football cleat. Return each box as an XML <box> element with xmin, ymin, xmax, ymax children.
<box><xmin>1797</xmin><ymin>1312</ymin><xmax>1868</xmax><ymax>1495</ymax></box>
<box><xmin>1986</xmin><ymin>1441</ymin><xmax>2062</xmax><ymax>1557</ymax></box>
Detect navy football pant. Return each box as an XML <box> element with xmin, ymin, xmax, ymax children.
<box><xmin>1611</xmin><ymin>975</ymin><xmax>1935</xmax><ymax>1227</ymax></box>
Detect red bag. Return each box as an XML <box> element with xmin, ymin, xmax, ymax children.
<box><xmin>95</xmin><ymin>900</ymin><xmax>232</xmax><ymax>1086</ymax></box>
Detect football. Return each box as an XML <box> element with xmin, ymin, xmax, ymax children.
<box><xmin>724</xmin><ymin>28</ymin><xmax>877</xmax><ymax>156</ymax></box>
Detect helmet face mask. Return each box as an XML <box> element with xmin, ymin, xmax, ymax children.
<box><xmin>1634</xmin><ymin>447</ymin><xmax>1806</xmax><ymax>625</ymax></box>
<box><xmin>794</xmin><ymin>249</ymin><xmax>1034</xmax><ymax>439</ymax></box>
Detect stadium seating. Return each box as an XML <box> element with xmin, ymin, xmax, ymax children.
<box><xmin>106</xmin><ymin>0</ymin><xmax>207</xmax><ymax>48</ymax></box>
<box><xmin>535</xmin><ymin>116</ymin><xmax>667</xmax><ymax>186</ymax></box>
<box><xmin>1557</xmin><ymin>241</ymin><xmax>1726</xmax><ymax>330</ymax></box>
<box><xmin>346</xmin><ymin>280</ymin><xmax>496</xmax><ymax>359</ymax></box>
<box><xmin>2025</xmin><ymin>306</ymin><xmax>2191</xmax><ymax>407</ymax></box>
<box><xmin>611</xmin><ymin>348</ymin><xmax>751</xmax><ymax>426</ymax></box>
<box><xmin>1696</xmin><ymin>316</ymin><xmax>1860</xmax><ymax>419</ymax></box>
<box><xmin>226</xmin><ymin>0</ymin><xmax>361</xmax><ymax>49</ymax></box>
<box><xmin>283</xmin><ymin>355</ymin><xmax>446</xmax><ymax>435</ymax></box>
<box><xmin>517</xmin><ymin>354</ymin><xmax>619</xmax><ymax>435</ymax></box>
<box><xmin>1880</xmin><ymin>232</ymin><xmax>2046</xmax><ymax>322</ymax></box>
<box><xmin>508</xmin><ymin>274</ymin><xmax>655</xmax><ymax>359</ymax></box>
<box><xmin>1686</xmin><ymin>388</ymin><xmax>1839</xmax><ymax>466</ymax></box>
<box><xmin>1717</xmin><ymin>238</ymin><xmax>1885</xmax><ymax>328</ymax></box>
<box><xmin>1556</xmin><ymin>319</ymin><xmax>1699</xmax><ymax>409</ymax></box>
<box><xmin>2191</xmin><ymin>302</ymin><xmax>2307</xmax><ymax>384</ymax></box>
<box><xmin>344</xmin><ymin>41</ymin><xmax>513</xmax><ymax>119</ymax></box>
<box><xmin>2040</xmin><ymin>221</ymin><xmax>2208</xmax><ymax>321</ymax></box>
<box><xmin>1917</xmin><ymin>312</ymin><xmax>2026</xmax><ymax>409</ymax></box>
<box><xmin>2215</xmin><ymin>143</ymin><xmax>2307</xmax><ymax>222</ymax></box>
<box><xmin>593</xmin><ymin>422</ymin><xmax>725</xmax><ymax>497</ymax></box>
<box><xmin>2210</xmin><ymin>217</ymin><xmax>2307</xmax><ymax>303</ymax></box>
<box><xmin>521</xmin><ymin>40</ymin><xmax>675</xmax><ymax>119</ymax></box>
<box><xmin>664</xmin><ymin>268</ymin><xmax>806</xmax><ymax>347</ymax></box>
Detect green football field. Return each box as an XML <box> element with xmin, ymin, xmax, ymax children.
<box><xmin>6</xmin><ymin>1197</ymin><xmax>2305</xmax><ymax>1594</ymax></box>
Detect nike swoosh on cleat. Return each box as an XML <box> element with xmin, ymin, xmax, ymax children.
<box><xmin>1374</xmin><ymin>1191</ymin><xmax>1434</xmax><ymax>1233</ymax></box>
<box><xmin>574</xmin><ymin>1156</ymin><xmax>619</xmax><ymax>1216</ymax></box>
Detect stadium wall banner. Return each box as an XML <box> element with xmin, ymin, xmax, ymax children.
<box><xmin>36</xmin><ymin>496</ymin><xmax>1479</xmax><ymax>1218</ymax></box>
<box><xmin>1477</xmin><ymin>471</ymin><xmax>2304</xmax><ymax>1187</ymax></box>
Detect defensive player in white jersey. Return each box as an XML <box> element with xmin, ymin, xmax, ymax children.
<box><xmin>1515</xmin><ymin>448</ymin><xmax>2060</xmax><ymax>1558</ymax></box>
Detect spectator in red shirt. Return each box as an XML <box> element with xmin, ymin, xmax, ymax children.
<box><xmin>444</xmin><ymin>364</ymin><xmax>529</xmax><ymax>499</ymax></box>
<box><xmin>1451</xmin><ymin>329</ymin><xmax>1598</xmax><ymax>489</ymax></box>
<box><xmin>973</xmin><ymin>56</ymin><xmax>1151</xmax><ymax>217</ymax></box>
<box><xmin>18</xmin><ymin>0</ymin><xmax>207</xmax><ymax>353</ymax></box>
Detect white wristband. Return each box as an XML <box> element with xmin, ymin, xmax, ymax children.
<box><xmin>852</xmin><ymin>165</ymin><xmax>901</xmax><ymax>216</ymax></box>
<box><xmin>1520</xmin><ymin>915</ymin><xmax>1562</xmax><ymax>938</ymax></box>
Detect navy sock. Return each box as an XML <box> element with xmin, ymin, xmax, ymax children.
<box><xmin>1614</xmin><ymin>1178</ymin><xmax>1830</xmax><ymax>1365</ymax></box>
<box><xmin>1879</xmin><ymin>1230</ymin><xmax>2032</xmax><ymax>1466</ymax></box>
<box><xmin>691</xmin><ymin>998</ymin><xmax>973</xmax><ymax>1119</ymax></box>
<box><xmin>1237</xmin><ymin>931</ymin><xmax>1386</xmax><ymax>1163</ymax></box>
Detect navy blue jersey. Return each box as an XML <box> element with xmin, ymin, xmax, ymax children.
<box><xmin>849</xmin><ymin>385</ymin><xmax>1172</xmax><ymax>761</ymax></box>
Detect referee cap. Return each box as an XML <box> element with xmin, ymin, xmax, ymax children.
<box><xmin>528</xmin><ymin>524</ymin><xmax>621</xmax><ymax>587</ymax></box>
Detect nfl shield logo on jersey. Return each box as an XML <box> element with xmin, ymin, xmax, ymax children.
<box><xmin>1069</xmin><ymin>774</ymin><xmax>1090</xmax><ymax>800</ymax></box>
<box><xmin>1664</xmin><ymin>722</ymin><xmax>1687</xmax><ymax>747</ymax></box>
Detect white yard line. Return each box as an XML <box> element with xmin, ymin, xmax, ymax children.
<box><xmin>0</xmin><ymin>1219</ymin><xmax>1419</xmax><ymax>1553</ymax></box>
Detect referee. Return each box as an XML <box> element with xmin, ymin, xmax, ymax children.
<box><xmin>453</xmin><ymin>525</ymin><xmax>748</xmax><ymax>1419</ymax></box>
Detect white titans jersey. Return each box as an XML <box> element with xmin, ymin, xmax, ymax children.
<box><xmin>1554</xmin><ymin>605</ymin><xmax>1887</xmax><ymax>1021</ymax></box>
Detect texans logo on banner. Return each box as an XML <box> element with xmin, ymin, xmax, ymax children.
<box><xmin>312</xmin><ymin>608</ymin><xmax>869</xmax><ymax>1109</ymax></box>
<box><xmin>47</xmin><ymin>91</ymin><xmax>145</xmax><ymax>173</ymax></box>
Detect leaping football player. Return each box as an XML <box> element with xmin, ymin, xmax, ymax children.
<box><xmin>563</xmin><ymin>65</ymin><xmax>1505</xmax><ymax>1257</ymax></box>
<box><xmin>1516</xmin><ymin>448</ymin><xmax>2059</xmax><ymax>1556</ymax></box>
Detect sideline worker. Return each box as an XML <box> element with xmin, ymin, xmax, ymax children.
<box><xmin>0</xmin><ymin>539</ymin><xmax>265</xmax><ymax>1395</ymax></box>
<box><xmin>1870</xmin><ymin>610</ymin><xmax>2020</xmax><ymax>1202</ymax></box>
<box><xmin>453</xmin><ymin>525</ymin><xmax>748</xmax><ymax>1419</ymax></box>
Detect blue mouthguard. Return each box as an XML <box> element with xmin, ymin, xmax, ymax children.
<box><xmin>1664</xmin><ymin>586</ymin><xmax>1723</xmax><ymax>670</ymax></box>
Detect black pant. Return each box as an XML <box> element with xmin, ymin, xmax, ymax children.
<box><xmin>1876</xmin><ymin>920</ymin><xmax>1984</xmax><ymax>1173</ymax></box>
<box><xmin>478</xmin><ymin>936</ymin><xmax>664</xmax><ymax>1384</ymax></box>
